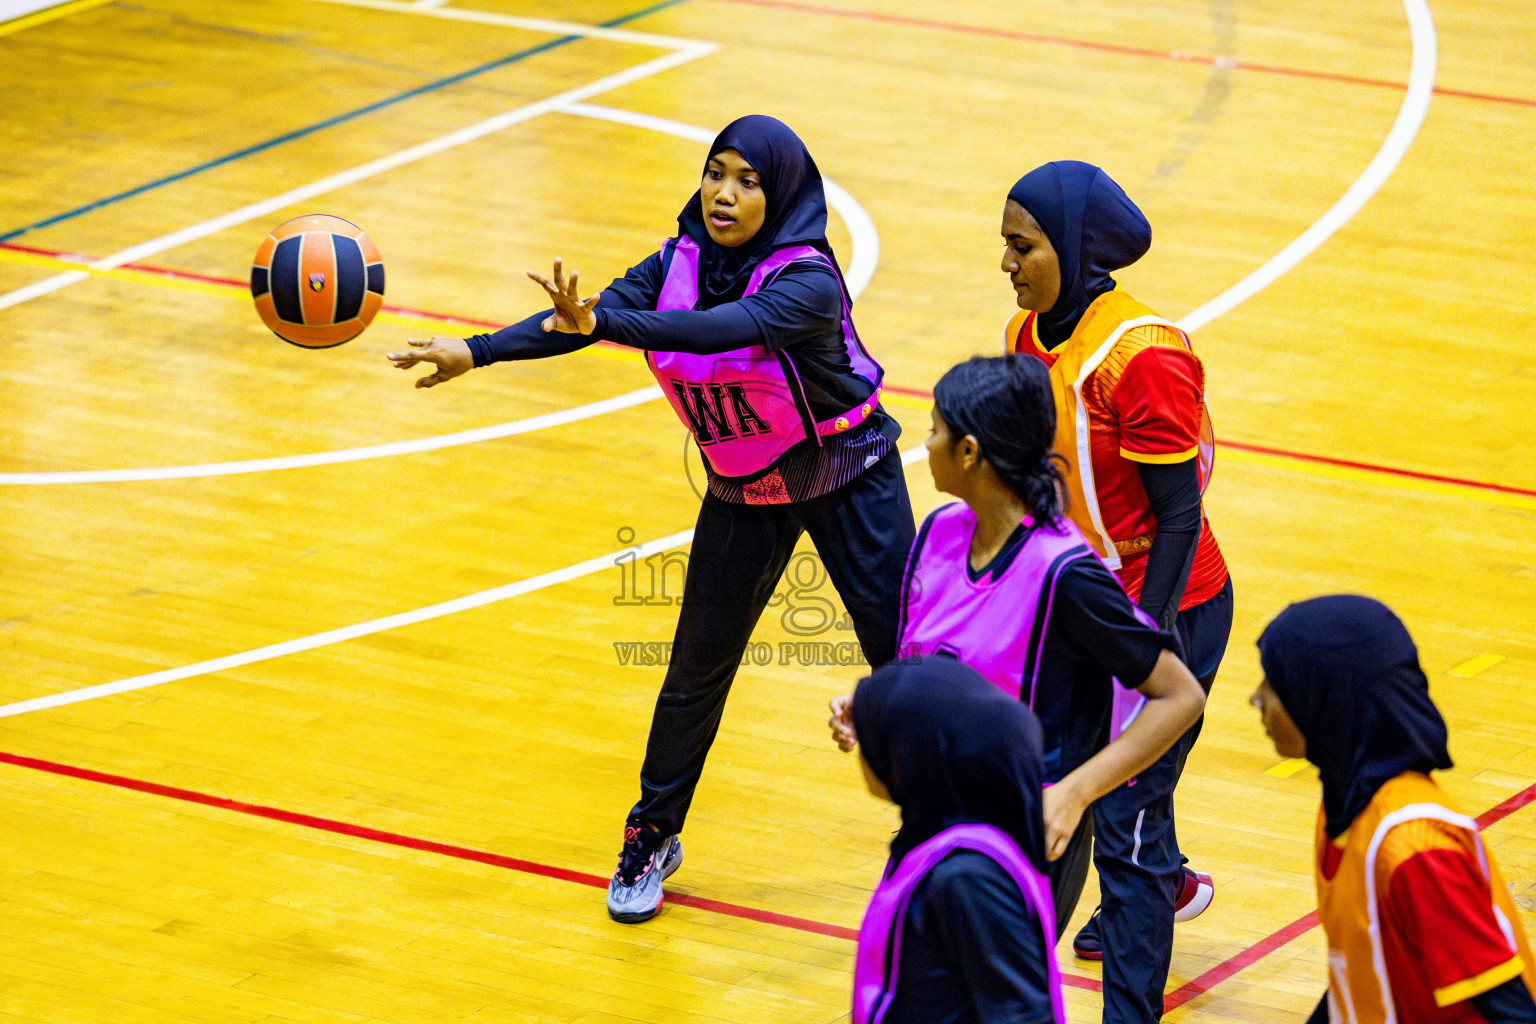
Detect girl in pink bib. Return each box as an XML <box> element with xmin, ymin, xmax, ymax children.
<box><xmin>388</xmin><ymin>116</ymin><xmax>914</xmax><ymax>924</ymax></box>
<box><xmin>850</xmin><ymin>657</ymin><xmax>1065</xmax><ymax>1024</ymax></box>
<box><xmin>832</xmin><ymin>355</ymin><xmax>1205</xmax><ymax>1023</ymax></box>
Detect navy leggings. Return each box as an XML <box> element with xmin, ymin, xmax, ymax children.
<box><xmin>629</xmin><ymin>452</ymin><xmax>915</xmax><ymax>835</ymax></box>
<box><xmin>1048</xmin><ymin>576</ymin><xmax>1233</xmax><ymax>1023</ymax></box>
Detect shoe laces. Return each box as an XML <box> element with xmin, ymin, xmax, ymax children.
<box><xmin>616</xmin><ymin>826</ymin><xmax>661</xmax><ymax>886</ymax></box>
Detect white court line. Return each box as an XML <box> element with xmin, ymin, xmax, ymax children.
<box><xmin>312</xmin><ymin>0</ymin><xmax>707</xmax><ymax>50</ymax></box>
<box><xmin>0</xmin><ymin>39</ymin><xmax>717</xmax><ymax>314</ymax></box>
<box><xmin>0</xmin><ymin>530</ymin><xmax>695</xmax><ymax>720</ymax></box>
<box><xmin>0</xmin><ymin>449</ymin><xmax>929</xmax><ymax>720</ymax></box>
<box><xmin>0</xmin><ymin>113</ymin><xmax>881</xmax><ymax>484</ymax></box>
<box><xmin>0</xmin><ymin>388</ymin><xmax>664</xmax><ymax>484</ymax></box>
<box><xmin>0</xmin><ymin>0</ymin><xmax>1436</xmax><ymax>719</ymax></box>
<box><xmin>1178</xmin><ymin>0</ymin><xmax>1436</xmax><ymax>331</ymax></box>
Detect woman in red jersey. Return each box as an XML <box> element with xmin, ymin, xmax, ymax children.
<box><xmin>999</xmin><ymin>162</ymin><xmax>1230</xmax><ymax>979</ymax></box>
<box><xmin>1253</xmin><ymin>595</ymin><xmax>1536</xmax><ymax>1024</ymax></box>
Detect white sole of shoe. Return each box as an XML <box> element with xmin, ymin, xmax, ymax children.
<box><xmin>1174</xmin><ymin>877</ymin><xmax>1214</xmax><ymax>923</ymax></box>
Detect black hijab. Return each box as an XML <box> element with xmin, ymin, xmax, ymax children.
<box><xmin>676</xmin><ymin>114</ymin><xmax>848</xmax><ymax>307</ymax></box>
<box><xmin>852</xmin><ymin>657</ymin><xmax>1048</xmax><ymax>871</ymax></box>
<box><xmin>1258</xmin><ymin>595</ymin><xmax>1453</xmax><ymax>839</ymax></box>
<box><xmin>1006</xmin><ymin>161</ymin><xmax>1151</xmax><ymax>348</ymax></box>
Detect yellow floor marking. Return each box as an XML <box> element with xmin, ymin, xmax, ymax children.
<box><xmin>1451</xmin><ymin>653</ymin><xmax>1507</xmax><ymax>678</ymax></box>
<box><xmin>1265</xmin><ymin>758</ymin><xmax>1312</xmax><ymax>778</ymax></box>
<box><xmin>0</xmin><ymin>0</ymin><xmax>114</xmax><ymax>38</ymax></box>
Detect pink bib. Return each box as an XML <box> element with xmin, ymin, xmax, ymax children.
<box><xmin>852</xmin><ymin>824</ymin><xmax>1065</xmax><ymax>1024</ymax></box>
<box><xmin>646</xmin><ymin>237</ymin><xmax>883</xmax><ymax>478</ymax></box>
<box><xmin>898</xmin><ymin>503</ymin><xmax>1149</xmax><ymax>737</ymax></box>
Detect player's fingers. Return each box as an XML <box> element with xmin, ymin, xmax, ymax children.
<box><xmin>568</xmin><ymin>269</ymin><xmax>580</xmax><ymax>297</ymax></box>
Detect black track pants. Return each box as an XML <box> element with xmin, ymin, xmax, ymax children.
<box><xmin>629</xmin><ymin>452</ymin><xmax>915</xmax><ymax>834</ymax></box>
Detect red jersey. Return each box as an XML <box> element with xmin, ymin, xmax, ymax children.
<box><xmin>1006</xmin><ymin>307</ymin><xmax>1227</xmax><ymax>610</ymax></box>
<box><xmin>1317</xmin><ymin>775</ymin><xmax>1536</xmax><ymax>1023</ymax></box>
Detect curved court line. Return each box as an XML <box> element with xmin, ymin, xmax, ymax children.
<box><xmin>0</xmin><ymin>388</ymin><xmax>664</xmax><ymax>485</ymax></box>
<box><xmin>0</xmin><ymin>107</ymin><xmax>879</xmax><ymax>485</ymax></box>
<box><xmin>0</xmin><ymin>529</ymin><xmax>694</xmax><ymax>720</ymax></box>
<box><xmin>1</xmin><ymin>0</ymin><xmax>1435</xmax><ymax>768</ymax></box>
<box><xmin>1178</xmin><ymin>0</ymin><xmax>1436</xmax><ymax>331</ymax></box>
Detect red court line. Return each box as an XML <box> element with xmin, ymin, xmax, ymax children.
<box><xmin>1164</xmin><ymin>911</ymin><xmax>1320</xmax><ymax>1010</ymax></box>
<box><xmin>1218</xmin><ymin>440</ymin><xmax>1536</xmax><ymax>500</ymax></box>
<box><xmin>5</xmin><ymin>766</ymin><xmax>1536</xmax><ymax>1007</ymax></box>
<box><xmin>0</xmin><ymin>241</ymin><xmax>505</xmax><ymax>332</ymax></box>
<box><xmin>0</xmin><ymin>750</ymin><xmax>1093</xmax><ymax>986</ymax></box>
<box><xmin>881</xmin><ymin>382</ymin><xmax>1536</xmax><ymax>501</ymax></box>
<box><xmin>712</xmin><ymin>0</ymin><xmax>1536</xmax><ymax>109</ymax></box>
<box><xmin>0</xmin><ymin>750</ymin><xmax>856</xmax><ymax>942</ymax></box>
<box><xmin>9</xmin><ymin>239</ymin><xmax>1535</xmax><ymax>501</ymax></box>
<box><xmin>1164</xmin><ymin>779</ymin><xmax>1536</xmax><ymax>1009</ymax></box>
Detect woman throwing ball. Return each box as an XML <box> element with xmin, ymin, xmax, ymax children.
<box><xmin>389</xmin><ymin>115</ymin><xmax>913</xmax><ymax>924</ymax></box>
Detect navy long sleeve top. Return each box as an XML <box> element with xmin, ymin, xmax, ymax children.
<box><xmin>464</xmin><ymin>245</ymin><xmax>898</xmax><ymax>502</ymax></box>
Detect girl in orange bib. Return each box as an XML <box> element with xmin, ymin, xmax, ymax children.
<box><xmin>1254</xmin><ymin>596</ymin><xmax>1536</xmax><ymax>1024</ymax></box>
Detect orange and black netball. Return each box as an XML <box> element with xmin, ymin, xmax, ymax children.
<box><xmin>250</xmin><ymin>215</ymin><xmax>384</xmax><ymax>348</ymax></box>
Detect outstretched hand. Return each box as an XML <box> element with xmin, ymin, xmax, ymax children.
<box><xmin>527</xmin><ymin>257</ymin><xmax>602</xmax><ymax>335</ymax></box>
<box><xmin>386</xmin><ymin>336</ymin><xmax>473</xmax><ymax>388</ymax></box>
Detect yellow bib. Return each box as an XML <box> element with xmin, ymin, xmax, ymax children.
<box><xmin>1004</xmin><ymin>290</ymin><xmax>1212</xmax><ymax>570</ymax></box>
<box><xmin>1314</xmin><ymin>773</ymin><xmax>1536</xmax><ymax>1024</ymax></box>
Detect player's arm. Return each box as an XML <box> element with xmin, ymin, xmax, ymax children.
<box><xmin>1135</xmin><ymin>459</ymin><xmax>1201</xmax><ymax>630</ymax></box>
<box><xmin>1039</xmin><ymin>561</ymin><xmax>1204</xmax><ymax>860</ymax></box>
<box><xmin>1115</xmin><ymin>339</ymin><xmax>1206</xmax><ymax>629</ymax></box>
<box><xmin>1474</xmin><ymin>978</ymin><xmax>1536</xmax><ymax>1023</ymax></box>
<box><xmin>385</xmin><ymin>254</ymin><xmax>657</xmax><ymax>387</ymax></box>
<box><xmin>594</xmin><ymin>261</ymin><xmax>841</xmax><ymax>355</ymax></box>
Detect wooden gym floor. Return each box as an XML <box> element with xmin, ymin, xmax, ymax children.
<box><xmin>1</xmin><ymin>0</ymin><xmax>1533</xmax><ymax>1020</ymax></box>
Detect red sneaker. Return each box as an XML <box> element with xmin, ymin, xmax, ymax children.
<box><xmin>1174</xmin><ymin>867</ymin><xmax>1215</xmax><ymax>922</ymax></box>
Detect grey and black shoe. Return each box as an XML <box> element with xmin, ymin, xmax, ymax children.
<box><xmin>606</xmin><ymin>823</ymin><xmax>682</xmax><ymax>923</ymax></box>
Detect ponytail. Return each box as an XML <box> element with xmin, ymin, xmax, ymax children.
<box><xmin>932</xmin><ymin>355</ymin><xmax>1066</xmax><ymax>524</ymax></box>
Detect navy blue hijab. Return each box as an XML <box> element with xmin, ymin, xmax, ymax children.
<box><xmin>1258</xmin><ymin>595</ymin><xmax>1453</xmax><ymax>839</ymax></box>
<box><xmin>677</xmin><ymin>115</ymin><xmax>848</xmax><ymax>306</ymax></box>
<box><xmin>852</xmin><ymin>657</ymin><xmax>1048</xmax><ymax>872</ymax></box>
<box><xmin>1007</xmin><ymin>161</ymin><xmax>1151</xmax><ymax>347</ymax></box>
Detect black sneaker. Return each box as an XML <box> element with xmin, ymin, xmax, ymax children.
<box><xmin>606</xmin><ymin>823</ymin><xmax>682</xmax><ymax>923</ymax></box>
<box><xmin>1072</xmin><ymin>906</ymin><xmax>1103</xmax><ymax>961</ymax></box>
